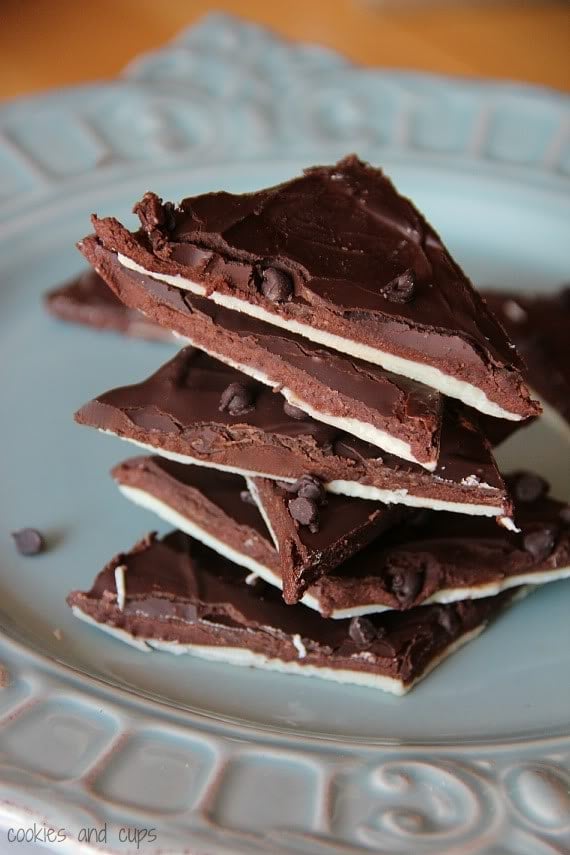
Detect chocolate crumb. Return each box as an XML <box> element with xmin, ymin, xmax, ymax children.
<box><xmin>219</xmin><ymin>382</ymin><xmax>255</xmax><ymax>416</ymax></box>
<box><xmin>380</xmin><ymin>269</ymin><xmax>416</xmax><ymax>303</ymax></box>
<box><xmin>133</xmin><ymin>192</ymin><xmax>175</xmax><ymax>233</ymax></box>
<box><xmin>240</xmin><ymin>489</ymin><xmax>256</xmax><ymax>506</ymax></box>
<box><xmin>283</xmin><ymin>401</ymin><xmax>307</xmax><ymax>420</ymax></box>
<box><xmin>513</xmin><ymin>472</ymin><xmax>548</xmax><ymax>503</ymax></box>
<box><xmin>288</xmin><ymin>496</ymin><xmax>319</xmax><ymax>532</ymax></box>
<box><xmin>259</xmin><ymin>266</ymin><xmax>293</xmax><ymax>302</ymax></box>
<box><xmin>349</xmin><ymin>616</ymin><xmax>377</xmax><ymax>646</ymax></box>
<box><xmin>523</xmin><ymin>527</ymin><xmax>556</xmax><ymax>561</ymax></box>
<box><xmin>11</xmin><ymin>528</ymin><xmax>45</xmax><ymax>556</ymax></box>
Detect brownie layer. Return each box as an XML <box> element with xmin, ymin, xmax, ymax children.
<box><xmin>45</xmin><ymin>269</ymin><xmax>175</xmax><ymax>341</ymax></box>
<box><xmin>82</xmin><ymin>155</ymin><xmax>538</xmax><ymax>420</ymax></box>
<box><xmin>67</xmin><ymin>531</ymin><xmax>522</xmax><ymax>695</ymax></box>
<box><xmin>80</xmin><ymin>236</ymin><xmax>442</xmax><ymax>468</ymax></box>
<box><xmin>75</xmin><ymin>347</ymin><xmax>512</xmax><ymax>517</ymax></box>
<box><xmin>114</xmin><ymin>458</ymin><xmax>569</xmax><ymax>616</ymax></box>
<box><xmin>483</xmin><ymin>287</ymin><xmax>570</xmax><ymax>428</ymax></box>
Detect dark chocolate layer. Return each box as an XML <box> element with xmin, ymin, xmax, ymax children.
<box><xmin>67</xmin><ymin>530</ymin><xmax>520</xmax><ymax>691</ymax></box>
<box><xmin>84</xmin><ymin>155</ymin><xmax>538</xmax><ymax>419</ymax></box>
<box><xmin>80</xmin><ymin>236</ymin><xmax>442</xmax><ymax>466</ymax></box>
<box><xmin>44</xmin><ymin>269</ymin><xmax>175</xmax><ymax>341</ymax></box>
<box><xmin>75</xmin><ymin>347</ymin><xmax>511</xmax><ymax>516</ymax></box>
<box><xmin>483</xmin><ymin>288</ymin><xmax>570</xmax><ymax>426</ymax></box>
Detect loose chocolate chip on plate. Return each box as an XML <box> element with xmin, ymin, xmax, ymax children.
<box><xmin>259</xmin><ymin>267</ymin><xmax>293</xmax><ymax>302</ymax></box>
<box><xmin>283</xmin><ymin>401</ymin><xmax>307</xmax><ymax>420</ymax></box>
<box><xmin>513</xmin><ymin>472</ymin><xmax>548</xmax><ymax>503</ymax></box>
<box><xmin>11</xmin><ymin>528</ymin><xmax>45</xmax><ymax>556</ymax></box>
<box><xmin>349</xmin><ymin>616</ymin><xmax>377</xmax><ymax>646</ymax></box>
<box><xmin>219</xmin><ymin>382</ymin><xmax>254</xmax><ymax>416</ymax></box>
<box><xmin>523</xmin><ymin>527</ymin><xmax>556</xmax><ymax>561</ymax></box>
<box><xmin>380</xmin><ymin>269</ymin><xmax>416</xmax><ymax>304</ymax></box>
<box><xmin>240</xmin><ymin>490</ymin><xmax>256</xmax><ymax>506</ymax></box>
<box><xmin>288</xmin><ymin>496</ymin><xmax>319</xmax><ymax>532</ymax></box>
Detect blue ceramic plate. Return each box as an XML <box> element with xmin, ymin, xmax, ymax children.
<box><xmin>1</xmin><ymin>16</ymin><xmax>569</xmax><ymax>855</ymax></box>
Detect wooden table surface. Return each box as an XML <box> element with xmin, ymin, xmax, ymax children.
<box><xmin>1</xmin><ymin>0</ymin><xmax>569</xmax><ymax>100</ymax></box>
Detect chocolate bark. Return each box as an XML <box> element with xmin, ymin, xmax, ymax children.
<box><xmin>45</xmin><ymin>269</ymin><xmax>175</xmax><ymax>341</ymax></box>
<box><xmin>82</xmin><ymin>155</ymin><xmax>539</xmax><ymax>420</ymax></box>
<box><xmin>79</xmin><ymin>236</ymin><xmax>442</xmax><ymax>468</ymax></box>
<box><xmin>483</xmin><ymin>287</ymin><xmax>570</xmax><ymax>426</ymax></box>
<box><xmin>114</xmin><ymin>458</ymin><xmax>570</xmax><ymax>615</ymax></box>
<box><xmin>112</xmin><ymin>456</ymin><xmax>408</xmax><ymax>604</ymax></box>
<box><xmin>67</xmin><ymin>531</ymin><xmax>523</xmax><ymax>695</ymax></box>
<box><xmin>305</xmin><ymin>473</ymin><xmax>570</xmax><ymax>617</ymax></box>
<box><xmin>75</xmin><ymin>347</ymin><xmax>512</xmax><ymax>518</ymax></box>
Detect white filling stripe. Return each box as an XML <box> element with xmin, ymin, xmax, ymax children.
<box><xmin>114</xmin><ymin>565</ymin><xmax>127</xmax><ymax>611</ymax></box>
<box><xmin>117</xmin><ymin>253</ymin><xmax>523</xmax><ymax>420</ymax></box>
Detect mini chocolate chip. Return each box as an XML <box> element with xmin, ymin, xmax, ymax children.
<box><xmin>288</xmin><ymin>496</ymin><xmax>319</xmax><ymax>532</ymax></box>
<box><xmin>291</xmin><ymin>475</ymin><xmax>326</xmax><ymax>505</ymax></box>
<box><xmin>513</xmin><ymin>472</ymin><xmax>548</xmax><ymax>503</ymax></box>
<box><xmin>219</xmin><ymin>382</ymin><xmax>254</xmax><ymax>416</ymax></box>
<box><xmin>240</xmin><ymin>490</ymin><xmax>256</xmax><ymax>506</ymax></box>
<box><xmin>349</xmin><ymin>616</ymin><xmax>377</xmax><ymax>646</ymax></box>
<box><xmin>559</xmin><ymin>505</ymin><xmax>570</xmax><ymax>525</ymax></box>
<box><xmin>380</xmin><ymin>269</ymin><xmax>416</xmax><ymax>304</ymax></box>
<box><xmin>11</xmin><ymin>528</ymin><xmax>45</xmax><ymax>556</ymax></box>
<box><xmin>386</xmin><ymin>557</ymin><xmax>425</xmax><ymax>607</ymax></box>
<box><xmin>523</xmin><ymin>527</ymin><xmax>556</xmax><ymax>561</ymax></box>
<box><xmin>260</xmin><ymin>267</ymin><xmax>293</xmax><ymax>302</ymax></box>
<box><xmin>283</xmin><ymin>401</ymin><xmax>306</xmax><ymax>420</ymax></box>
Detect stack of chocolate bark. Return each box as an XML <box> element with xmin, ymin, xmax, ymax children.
<box><xmin>65</xmin><ymin>156</ymin><xmax>570</xmax><ymax>694</ymax></box>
